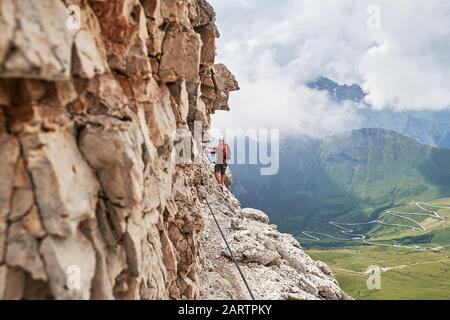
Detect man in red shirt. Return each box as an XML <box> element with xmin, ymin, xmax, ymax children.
<box><xmin>207</xmin><ymin>136</ymin><xmax>231</xmax><ymax>188</ymax></box>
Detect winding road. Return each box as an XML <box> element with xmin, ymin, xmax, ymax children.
<box><xmin>297</xmin><ymin>202</ymin><xmax>450</xmax><ymax>250</ymax></box>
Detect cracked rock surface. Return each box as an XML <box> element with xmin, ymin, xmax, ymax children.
<box><xmin>198</xmin><ymin>164</ymin><xmax>350</xmax><ymax>300</ymax></box>
<box><xmin>0</xmin><ymin>0</ymin><xmax>348</xmax><ymax>300</ymax></box>
<box><xmin>0</xmin><ymin>0</ymin><xmax>236</xmax><ymax>300</ymax></box>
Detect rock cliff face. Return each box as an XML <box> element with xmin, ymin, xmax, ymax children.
<box><xmin>198</xmin><ymin>164</ymin><xmax>349</xmax><ymax>300</ymax></box>
<box><xmin>0</xmin><ymin>0</ymin><xmax>347</xmax><ymax>300</ymax></box>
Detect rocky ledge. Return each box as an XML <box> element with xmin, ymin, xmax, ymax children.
<box><xmin>197</xmin><ymin>164</ymin><xmax>350</xmax><ymax>300</ymax></box>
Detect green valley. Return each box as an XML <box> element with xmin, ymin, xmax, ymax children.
<box><xmin>308</xmin><ymin>246</ymin><xmax>450</xmax><ymax>300</ymax></box>
<box><xmin>305</xmin><ymin>197</ymin><xmax>450</xmax><ymax>299</ymax></box>
<box><xmin>232</xmin><ymin>128</ymin><xmax>450</xmax><ymax>235</ymax></box>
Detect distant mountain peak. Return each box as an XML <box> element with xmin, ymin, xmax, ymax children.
<box><xmin>308</xmin><ymin>76</ymin><xmax>366</xmax><ymax>103</ymax></box>
<box><xmin>325</xmin><ymin>127</ymin><xmax>424</xmax><ymax>147</ymax></box>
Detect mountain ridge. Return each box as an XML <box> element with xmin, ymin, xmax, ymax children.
<box><xmin>308</xmin><ymin>77</ymin><xmax>450</xmax><ymax>148</ymax></box>
<box><xmin>232</xmin><ymin>128</ymin><xmax>450</xmax><ymax>236</ymax></box>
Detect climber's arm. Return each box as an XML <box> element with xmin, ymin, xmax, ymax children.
<box><xmin>206</xmin><ymin>146</ymin><xmax>216</xmax><ymax>154</ymax></box>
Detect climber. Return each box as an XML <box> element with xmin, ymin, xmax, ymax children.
<box><xmin>207</xmin><ymin>136</ymin><xmax>231</xmax><ymax>189</ymax></box>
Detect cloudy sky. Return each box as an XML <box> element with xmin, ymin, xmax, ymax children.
<box><xmin>209</xmin><ymin>0</ymin><xmax>450</xmax><ymax>137</ymax></box>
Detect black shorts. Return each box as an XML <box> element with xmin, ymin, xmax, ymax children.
<box><xmin>214</xmin><ymin>164</ymin><xmax>227</xmax><ymax>175</ymax></box>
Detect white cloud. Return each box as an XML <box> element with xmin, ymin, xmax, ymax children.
<box><xmin>209</xmin><ymin>0</ymin><xmax>450</xmax><ymax>134</ymax></box>
<box><xmin>212</xmin><ymin>50</ymin><xmax>360</xmax><ymax>137</ymax></box>
<box><xmin>360</xmin><ymin>1</ymin><xmax>450</xmax><ymax>110</ymax></box>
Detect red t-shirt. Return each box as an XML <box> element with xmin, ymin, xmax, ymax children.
<box><xmin>211</xmin><ymin>144</ymin><xmax>230</xmax><ymax>165</ymax></box>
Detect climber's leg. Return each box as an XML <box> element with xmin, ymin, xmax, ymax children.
<box><xmin>220</xmin><ymin>165</ymin><xmax>227</xmax><ymax>186</ymax></box>
<box><xmin>214</xmin><ymin>172</ymin><xmax>222</xmax><ymax>185</ymax></box>
<box><xmin>214</xmin><ymin>164</ymin><xmax>223</xmax><ymax>185</ymax></box>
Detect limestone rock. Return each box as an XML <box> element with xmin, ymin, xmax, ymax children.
<box><xmin>0</xmin><ymin>134</ymin><xmax>20</xmax><ymax>263</ymax></box>
<box><xmin>159</xmin><ymin>26</ymin><xmax>202</xmax><ymax>82</ymax></box>
<box><xmin>0</xmin><ymin>134</ymin><xmax>19</xmax><ymax>219</ymax></box>
<box><xmin>9</xmin><ymin>188</ymin><xmax>34</xmax><ymax>222</ymax></box>
<box><xmin>85</xmin><ymin>74</ymin><xmax>130</xmax><ymax>113</ymax></box>
<box><xmin>72</xmin><ymin>3</ymin><xmax>109</xmax><ymax>78</ymax></box>
<box><xmin>141</xmin><ymin>0</ymin><xmax>165</xmax><ymax>57</ymax></box>
<box><xmin>0</xmin><ymin>266</ymin><xmax>26</xmax><ymax>300</ymax></box>
<box><xmin>79</xmin><ymin>116</ymin><xmax>144</xmax><ymax>208</ymax></box>
<box><xmin>168</xmin><ymin>81</ymin><xmax>190</xmax><ymax>125</ymax></box>
<box><xmin>214</xmin><ymin>63</ymin><xmax>239</xmax><ymax>92</ymax></box>
<box><xmin>123</xmin><ymin>213</ymin><xmax>147</xmax><ymax>277</ymax></box>
<box><xmin>196</xmin><ymin>23</ymin><xmax>218</xmax><ymax>66</ymax></box>
<box><xmin>316</xmin><ymin>260</ymin><xmax>333</xmax><ymax>276</ymax></box>
<box><xmin>224</xmin><ymin>166</ymin><xmax>233</xmax><ymax>188</ymax></box>
<box><xmin>0</xmin><ymin>0</ymin><xmax>241</xmax><ymax>301</ymax></box>
<box><xmin>0</xmin><ymin>1</ymin><xmax>15</xmax><ymax>65</ymax></box>
<box><xmin>6</xmin><ymin>221</ymin><xmax>47</xmax><ymax>281</ymax></box>
<box><xmin>190</xmin><ymin>0</ymin><xmax>216</xmax><ymax>28</ymax></box>
<box><xmin>199</xmin><ymin>169</ymin><xmax>350</xmax><ymax>300</ymax></box>
<box><xmin>161</xmin><ymin>0</ymin><xmax>191</xmax><ymax>25</ymax></box>
<box><xmin>174</xmin><ymin>127</ymin><xmax>197</xmax><ymax>165</ymax></box>
<box><xmin>40</xmin><ymin>231</ymin><xmax>96</xmax><ymax>299</ymax></box>
<box><xmin>17</xmin><ymin>80</ymin><xmax>47</xmax><ymax>104</ymax></box>
<box><xmin>90</xmin><ymin>0</ymin><xmax>152</xmax><ymax>76</ymax></box>
<box><xmin>21</xmin><ymin>130</ymin><xmax>100</xmax><ymax>237</ymax></box>
<box><xmin>0</xmin><ymin>105</ymin><xmax>5</xmax><ymax>126</ymax></box>
<box><xmin>187</xmin><ymin>81</ymin><xmax>208</xmax><ymax>125</ymax></box>
<box><xmin>241</xmin><ymin>208</ymin><xmax>270</xmax><ymax>224</ymax></box>
<box><xmin>22</xmin><ymin>206</ymin><xmax>47</xmax><ymax>239</ymax></box>
<box><xmin>0</xmin><ymin>226</ymin><xmax>6</xmax><ymax>266</ymax></box>
<box><xmin>0</xmin><ymin>0</ymin><xmax>73</xmax><ymax>80</ymax></box>
<box><xmin>145</xmin><ymin>86</ymin><xmax>177</xmax><ymax>147</ymax></box>
<box><xmin>128</xmin><ymin>76</ymin><xmax>161</xmax><ymax>103</ymax></box>
<box><xmin>200</xmin><ymin>63</ymin><xmax>240</xmax><ymax>113</ymax></box>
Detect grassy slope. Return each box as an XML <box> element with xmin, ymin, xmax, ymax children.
<box><xmin>306</xmin><ymin>197</ymin><xmax>450</xmax><ymax>299</ymax></box>
<box><xmin>308</xmin><ymin>246</ymin><xmax>450</xmax><ymax>300</ymax></box>
<box><xmin>320</xmin><ymin>129</ymin><xmax>450</xmax><ymax>209</ymax></box>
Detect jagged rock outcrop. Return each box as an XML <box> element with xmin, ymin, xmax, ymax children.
<box><xmin>197</xmin><ymin>162</ymin><xmax>349</xmax><ymax>300</ymax></box>
<box><xmin>0</xmin><ymin>0</ymin><xmax>236</xmax><ymax>300</ymax></box>
<box><xmin>0</xmin><ymin>0</ymin><xmax>347</xmax><ymax>300</ymax></box>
